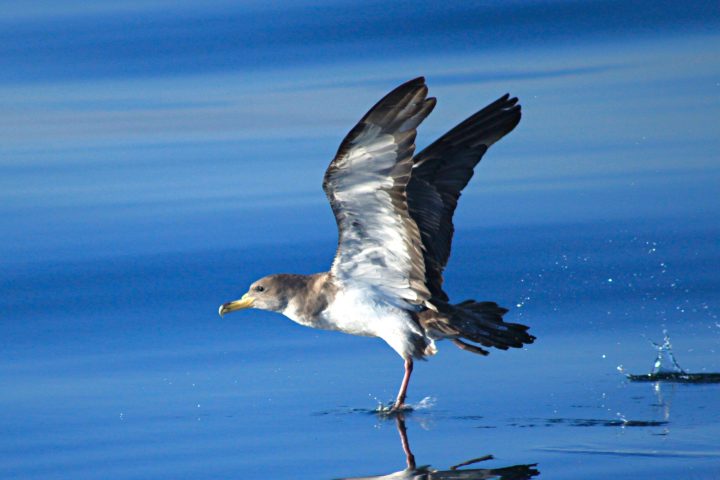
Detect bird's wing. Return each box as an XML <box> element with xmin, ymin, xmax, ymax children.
<box><xmin>407</xmin><ymin>94</ymin><xmax>521</xmax><ymax>301</ymax></box>
<box><xmin>323</xmin><ymin>77</ymin><xmax>436</xmax><ymax>310</ymax></box>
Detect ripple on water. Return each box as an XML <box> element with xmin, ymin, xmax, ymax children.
<box><xmin>537</xmin><ymin>445</ymin><xmax>720</xmax><ymax>458</ymax></box>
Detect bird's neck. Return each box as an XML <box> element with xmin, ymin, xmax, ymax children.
<box><xmin>276</xmin><ymin>272</ymin><xmax>337</xmax><ymax>325</ymax></box>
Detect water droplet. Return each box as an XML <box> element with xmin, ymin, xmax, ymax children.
<box><xmin>651</xmin><ymin>330</ymin><xmax>685</xmax><ymax>374</ymax></box>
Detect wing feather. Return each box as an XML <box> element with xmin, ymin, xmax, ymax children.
<box><xmin>323</xmin><ymin>77</ymin><xmax>436</xmax><ymax>309</ymax></box>
<box><xmin>408</xmin><ymin>94</ymin><xmax>521</xmax><ymax>301</ymax></box>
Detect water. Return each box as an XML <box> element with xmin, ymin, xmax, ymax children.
<box><xmin>3</xmin><ymin>221</ymin><xmax>719</xmax><ymax>479</ymax></box>
<box><xmin>652</xmin><ymin>331</ymin><xmax>687</xmax><ymax>375</ymax></box>
<box><xmin>2</xmin><ymin>1</ymin><xmax>720</xmax><ymax>479</ymax></box>
<box><xmin>622</xmin><ymin>331</ymin><xmax>720</xmax><ymax>384</ymax></box>
<box><xmin>336</xmin><ymin>414</ymin><xmax>541</xmax><ymax>479</ymax></box>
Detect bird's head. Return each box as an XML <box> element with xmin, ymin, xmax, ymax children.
<box><xmin>218</xmin><ymin>274</ymin><xmax>292</xmax><ymax>316</ymax></box>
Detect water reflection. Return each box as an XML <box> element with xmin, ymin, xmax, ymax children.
<box><xmin>650</xmin><ymin>381</ymin><xmax>673</xmax><ymax>436</ymax></box>
<box><xmin>338</xmin><ymin>414</ymin><xmax>539</xmax><ymax>480</ymax></box>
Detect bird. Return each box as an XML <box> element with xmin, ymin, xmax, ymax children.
<box><xmin>219</xmin><ymin>77</ymin><xmax>534</xmax><ymax>412</ymax></box>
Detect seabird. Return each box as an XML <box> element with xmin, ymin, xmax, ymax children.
<box><xmin>219</xmin><ymin>77</ymin><xmax>534</xmax><ymax>411</ymax></box>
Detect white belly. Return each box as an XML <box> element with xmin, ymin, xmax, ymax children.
<box><xmin>321</xmin><ymin>288</ymin><xmax>393</xmax><ymax>336</ymax></box>
<box><xmin>316</xmin><ymin>287</ymin><xmax>427</xmax><ymax>358</ymax></box>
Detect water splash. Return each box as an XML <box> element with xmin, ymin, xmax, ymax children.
<box><xmin>315</xmin><ymin>395</ymin><xmax>438</xmax><ymax>417</ymax></box>
<box><xmin>625</xmin><ymin>330</ymin><xmax>720</xmax><ymax>383</ymax></box>
<box><xmin>373</xmin><ymin>396</ymin><xmax>436</xmax><ymax>415</ymax></box>
<box><xmin>411</xmin><ymin>396</ymin><xmax>436</xmax><ymax>411</ymax></box>
<box><xmin>651</xmin><ymin>330</ymin><xmax>685</xmax><ymax>374</ymax></box>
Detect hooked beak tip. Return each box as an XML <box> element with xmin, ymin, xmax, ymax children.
<box><xmin>218</xmin><ymin>295</ymin><xmax>254</xmax><ymax>317</ymax></box>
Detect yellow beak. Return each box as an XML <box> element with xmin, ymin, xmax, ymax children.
<box><xmin>218</xmin><ymin>293</ymin><xmax>255</xmax><ymax>317</ymax></box>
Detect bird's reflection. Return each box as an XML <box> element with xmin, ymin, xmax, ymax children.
<box><xmin>338</xmin><ymin>414</ymin><xmax>539</xmax><ymax>479</ymax></box>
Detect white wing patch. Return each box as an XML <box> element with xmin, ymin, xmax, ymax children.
<box><xmin>327</xmin><ymin>137</ymin><xmax>425</xmax><ymax>308</ymax></box>
<box><xmin>323</xmin><ymin>78</ymin><xmax>435</xmax><ymax>312</ymax></box>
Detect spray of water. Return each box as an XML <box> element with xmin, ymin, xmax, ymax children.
<box><xmin>625</xmin><ymin>330</ymin><xmax>720</xmax><ymax>383</ymax></box>
<box><xmin>373</xmin><ymin>396</ymin><xmax>436</xmax><ymax>415</ymax></box>
<box><xmin>650</xmin><ymin>329</ymin><xmax>685</xmax><ymax>374</ymax></box>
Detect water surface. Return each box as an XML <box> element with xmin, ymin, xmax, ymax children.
<box><xmin>1</xmin><ymin>1</ymin><xmax>719</xmax><ymax>478</ymax></box>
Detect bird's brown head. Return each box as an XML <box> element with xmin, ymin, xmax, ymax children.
<box><xmin>218</xmin><ymin>274</ymin><xmax>294</xmax><ymax>317</ymax></box>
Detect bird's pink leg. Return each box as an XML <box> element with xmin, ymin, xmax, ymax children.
<box><xmin>392</xmin><ymin>358</ymin><xmax>413</xmax><ymax>411</ymax></box>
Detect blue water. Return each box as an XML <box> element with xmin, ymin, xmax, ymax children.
<box><xmin>2</xmin><ymin>1</ymin><xmax>720</xmax><ymax>478</ymax></box>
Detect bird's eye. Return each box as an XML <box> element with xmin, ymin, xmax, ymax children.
<box><xmin>254</xmin><ymin>285</ymin><xmax>265</xmax><ymax>293</ymax></box>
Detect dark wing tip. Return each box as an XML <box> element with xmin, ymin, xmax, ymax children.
<box><xmin>505</xmin><ymin>94</ymin><xmax>521</xmax><ymax>116</ymax></box>
<box><xmin>404</xmin><ymin>76</ymin><xmax>426</xmax><ymax>87</ymax></box>
<box><xmin>383</xmin><ymin>77</ymin><xmax>427</xmax><ymax>99</ymax></box>
<box><xmin>506</xmin><ymin>94</ymin><xmax>521</xmax><ymax>111</ymax></box>
<box><xmin>423</xmin><ymin>96</ymin><xmax>438</xmax><ymax>115</ymax></box>
<box><xmin>375</xmin><ymin>77</ymin><xmax>427</xmax><ymax>104</ymax></box>
<box><xmin>355</xmin><ymin>78</ymin><xmax>434</xmax><ymax>135</ymax></box>
<box><xmin>490</xmin><ymin>93</ymin><xmax>520</xmax><ymax>112</ymax></box>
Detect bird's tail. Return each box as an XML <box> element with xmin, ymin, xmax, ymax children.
<box><xmin>450</xmin><ymin>300</ymin><xmax>534</xmax><ymax>355</ymax></box>
<box><xmin>423</xmin><ymin>300</ymin><xmax>534</xmax><ymax>355</ymax></box>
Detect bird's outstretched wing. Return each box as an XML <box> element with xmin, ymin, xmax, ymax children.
<box><xmin>407</xmin><ymin>94</ymin><xmax>521</xmax><ymax>301</ymax></box>
<box><xmin>323</xmin><ymin>77</ymin><xmax>436</xmax><ymax>310</ymax></box>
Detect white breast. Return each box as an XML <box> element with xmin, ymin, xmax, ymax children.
<box><xmin>320</xmin><ymin>287</ymin><xmax>387</xmax><ymax>336</ymax></box>
<box><xmin>317</xmin><ymin>286</ymin><xmax>427</xmax><ymax>358</ymax></box>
